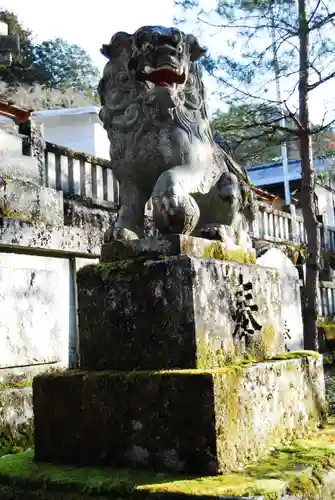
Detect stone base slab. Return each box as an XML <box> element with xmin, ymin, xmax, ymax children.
<box><xmin>33</xmin><ymin>356</ymin><xmax>326</xmax><ymax>474</ymax></box>
<box><xmin>1</xmin><ymin>462</ymin><xmax>335</xmax><ymax>499</ymax></box>
<box><xmin>0</xmin><ymin>217</ymin><xmax>102</xmax><ymax>255</ymax></box>
<box><xmin>78</xmin><ymin>255</ymin><xmax>289</xmax><ymax>371</ymax></box>
<box><xmin>0</xmin><ymin>129</ymin><xmax>23</xmax><ymax>155</ymax></box>
<box><xmin>0</xmin><ymin>153</ymin><xmax>41</xmax><ymax>185</ymax></box>
<box><xmin>0</xmin><ymin>178</ymin><xmax>63</xmax><ymax>225</ymax></box>
<box><xmin>101</xmin><ymin>235</ymin><xmax>256</xmax><ymax>264</ymax></box>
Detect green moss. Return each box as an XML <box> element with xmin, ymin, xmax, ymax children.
<box><xmin>39</xmin><ymin>351</ymin><xmax>318</xmax><ymax>383</ymax></box>
<box><xmin>0</xmin><ymin>380</ymin><xmax>32</xmax><ymax>390</ymax></box>
<box><xmin>318</xmin><ymin>321</ymin><xmax>335</xmax><ymax>340</ymax></box>
<box><xmin>286</xmin><ymin>361</ymin><xmax>298</xmax><ymax>372</ymax></box>
<box><xmin>201</xmin><ymin>240</ymin><xmax>256</xmax><ymax>265</ymax></box>
<box><xmin>2</xmin><ymin>422</ymin><xmax>335</xmax><ymax>498</ymax></box>
<box><xmin>0</xmin><ymin>419</ymin><xmax>34</xmax><ymax>458</ymax></box>
<box><xmin>322</xmin><ymin>252</ymin><xmax>335</xmax><ymax>270</ymax></box>
<box><xmin>259</xmin><ymin>324</ymin><xmax>276</xmax><ymax>358</ymax></box>
<box><xmin>196</xmin><ymin>334</ymin><xmax>243</xmax><ymax>369</ymax></box>
<box><xmin>213</xmin><ymin>366</ymin><xmax>245</xmax><ymax>460</ymax></box>
<box><xmin>271</xmin><ymin>350</ymin><xmax>320</xmax><ymax>360</ymax></box>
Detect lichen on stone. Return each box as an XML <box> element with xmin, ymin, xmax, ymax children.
<box><xmin>200</xmin><ymin>240</ymin><xmax>256</xmax><ymax>265</ymax></box>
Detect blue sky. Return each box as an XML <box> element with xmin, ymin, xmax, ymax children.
<box><xmin>2</xmin><ymin>0</ymin><xmax>333</xmax><ymax>125</ymax></box>
<box><xmin>2</xmin><ymin>0</ymin><xmax>175</xmax><ymax>72</ymax></box>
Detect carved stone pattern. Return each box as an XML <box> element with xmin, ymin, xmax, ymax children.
<box><xmin>232</xmin><ymin>273</ymin><xmax>262</xmax><ymax>346</ymax></box>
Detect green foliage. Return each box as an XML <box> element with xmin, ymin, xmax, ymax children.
<box><xmin>175</xmin><ymin>0</ymin><xmax>335</xmax><ymax>136</ymax></box>
<box><xmin>29</xmin><ymin>38</ymin><xmax>100</xmax><ymax>91</ymax></box>
<box><xmin>212</xmin><ymin>104</ymin><xmax>335</xmax><ymax>166</ymax></box>
<box><xmin>212</xmin><ymin>104</ymin><xmax>298</xmax><ymax>166</ymax></box>
<box><xmin>0</xmin><ymin>9</ymin><xmax>100</xmax><ymax>106</ymax></box>
<box><xmin>0</xmin><ymin>9</ymin><xmax>39</xmax><ymax>86</ymax></box>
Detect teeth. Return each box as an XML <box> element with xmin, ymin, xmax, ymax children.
<box><xmin>146</xmin><ymin>81</ymin><xmax>155</xmax><ymax>89</ymax></box>
<box><xmin>144</xmin><ymin>64</ymin><xmax>183</xmax><ymax>75</ymax></box>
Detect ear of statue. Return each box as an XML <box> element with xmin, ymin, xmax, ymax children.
<box><xmin>100</xmin><ymin>32</ymin><xmax>132</xmax><ymax>60</ymax></box>
<box><xmin>186</xmin><ymin>34</ymin><xmax>207</xmax><ymax>62</ymax></box>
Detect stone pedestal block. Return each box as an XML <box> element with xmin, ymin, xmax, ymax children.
<box><xmin>101</xmin><ymin>234</ymin><xmax>256</xmax><ymax>264</ymax></box>
<box><xmin>78</xmin><ymin>253</ymin><xmax>286</xmax><ymax>371</ymax></box>
<box><xmin>33</xmin><ymin>356</ymin><xmax>326</xmax><ymax>474</ymax></box>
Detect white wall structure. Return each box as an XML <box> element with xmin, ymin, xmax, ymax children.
<box><xmin>31</xmin><ymin>106</ymin><xmax>110</xmax><ymax>160</ymax></box>
<box><xmin>0</xmin><ymin>253</ymin><xmax>70</xmax><ymax>368</ymax></box>
<box><xmin>315</xmin><ymin>183</ymin><xmax>335</xmax><ymax>228</ymax></box>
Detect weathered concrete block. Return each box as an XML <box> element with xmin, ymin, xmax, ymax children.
<box><xmin>0</xmin><ymin>253</ymin><xmax>70</xmax><ymax>368</ymax></box>
<box><xmin>0</xmin><ymin>129</ymin><xmax>22</xmax><ymax>154</ymax></box>
<box><xmin>0</xmin><ymin>178</ymin><xmax>63</xmax><ymax>225</ymax></box>
<box><xmin>0</xmin><ymin>152</ymin><xmax>40</xmax><ymax>185</ymax></box>
<box><xmin>0</xmin><ymin>217</ymin><xmax>103</xmax><ymax>255</ymax></box>
<box><xmin>33</xmin><ymin>355</ymin><xmax>326</xmax><ymax>474</ymax></box>
<box><xmin>257</xmin><ymin>248</ymin><xmax>303</xmax><ymax>352</ymax></box>
<box><xmin>78</xmin><ymin>255</ymin><xmax>285</xmax><ymax>371</ymax></box>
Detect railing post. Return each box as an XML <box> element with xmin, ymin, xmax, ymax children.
<box><xmin>288</xmin><ymin>204</ymin><xmax>300</xmax><ymax>244</ymax></box>
<box><xmin>19</xmin><ymin>120</ymin><xmax>46</xmax><ymax>186</ymax></box>
<box><xmin>252</xmin><ymin>204</ymin><xmax>261</xmax><ymax>239</ymax></box>
<box><xmin>317</xmin><ymin>214</ymin><xmax>326</xmax><ymax>251</ymax></box>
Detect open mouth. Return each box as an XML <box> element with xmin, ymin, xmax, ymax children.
<box><xmin>136</xmin><ymin>65</ymin><xmax>186</xmax><ymax>88</ymax></box>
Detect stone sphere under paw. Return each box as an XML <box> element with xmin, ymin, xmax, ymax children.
<box><xmin>153</xmin><ymin>193</ymin><xmax>200</xmax><ymax>236</ymax></box>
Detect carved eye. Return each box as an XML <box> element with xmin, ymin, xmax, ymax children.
<box><xmin>142</xmin><ymin>42</ymin><xmax>152</xmax><ymax>51</ymax></box>
<box><xmin>171</xmin><ymin>29</ymin><xmax>181</xmax><ymax>44</ymax></box>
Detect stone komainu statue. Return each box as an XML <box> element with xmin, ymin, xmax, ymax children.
<box><xmin>98</xmin><ymin>26</ymin><xmax>256</xmax><ymax>243</ymax></box>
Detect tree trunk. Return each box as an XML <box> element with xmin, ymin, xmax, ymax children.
<box><xmin>298</xmin><ymin>0</ymin><xmax>320</xmax><ymax>351</ymax></box>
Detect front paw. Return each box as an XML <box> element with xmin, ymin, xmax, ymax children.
<box><xmin>103</xmin><ymin>226</ymin><xmax>138</xmax><ymax>242</ymax></box>
<box><xmin>200</xmin><ymin>226</ymin><xmax>224</xmax><ymax>241</ymax></box>
<box><xmin>200</xmin><ymin>224</ymin><xmax>236</xmax><ymax>243</ymax></box>
<box><xmin>152</xmin><ymin>191</ymin><xmax>200</xmax><ymax>235</ymax></box>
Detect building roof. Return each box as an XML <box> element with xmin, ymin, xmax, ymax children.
<box><xmin>248</xmin><ymin>157</ymin><xmax>334</xmax><ymax>187</ymax></box>
<box><xmin>32</xmin><ymin>106</ymin><xmax>101</xmax><ymax>119</ymax></box>
<box><xmin>0</xmin><ymin>101</ymin><xmax>31</xmax><ymax>124</ymax></box>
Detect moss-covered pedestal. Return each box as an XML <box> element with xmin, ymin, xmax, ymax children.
<box><xmin>33</xmin><ymin>355</ymin><xmax>325</xmax><ymax>475</ymax></box>
<box><xmin>78</xmin><ymin>236</ymin><xmax>290</xmax><ymax>371</ymax></box>
<box><xmin>32</xmin><ymin>236</ymin><xmax>326</xmax><ymax>482</ymax></box>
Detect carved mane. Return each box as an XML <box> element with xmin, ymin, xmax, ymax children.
<box><xmin>98</xmin><ymin>49</ymin><xmax>213</xmax><ymax>147</ymax></box>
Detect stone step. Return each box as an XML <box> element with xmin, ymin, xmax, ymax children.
<box><xmin>0</xmin><ymin>217</ymin><xmax>103</xmax><ymax>255</ymax></box>
<box><xmin>0</xmin><ymin>177</ymin><xmax>64</xmax><ymax>225</ymax></box>
<box><xmin>0</xmin><ymin>153</ymin><xmax>42</xmax><ymax>185</ymax></box>
<box><xmin>33</xmin><ymin>355</ymin><xmax>325</xmax><ymax>475</ymax></box>
<box><xmin>0</xmin><ymin>128</ymin><xmax>23</xmax><ymax>155</ymax></box>
<box><xmin>1</xmin><ymin>414</ymin><xmax>335</xmax><ymax>498</ymax></box>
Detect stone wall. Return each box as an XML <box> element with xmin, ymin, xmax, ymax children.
<box><xmin>0</xmin><ymin>126</ymin><xmax>100</xmax><ymax>455</ymax></box>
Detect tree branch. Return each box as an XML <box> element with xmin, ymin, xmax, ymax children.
<box><xmin>308</xmin><ymin>68</ymin><xmax>335</xmax><ymax>90</ymax></box>
<box><xmin>309</xmin><ymin>11</ymin><xmax>335</xmax><ymax>31</ymax></box>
